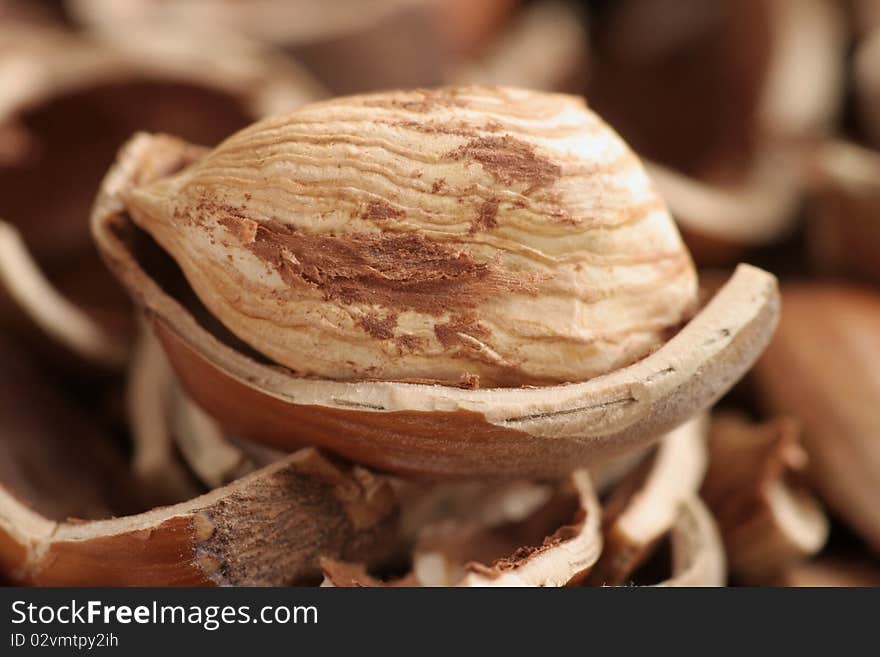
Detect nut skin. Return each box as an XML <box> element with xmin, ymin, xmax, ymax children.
<box><xmin>121</xmin><ymin>86</ymin><xmax>696</xmax><ymax>387</ymax></box>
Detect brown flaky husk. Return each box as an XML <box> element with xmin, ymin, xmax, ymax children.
<box><xmin>701</xmin><ymin>414</ymin><xmax>828</xmax><ymax>584</ymax></box>
<box><xmin>753</xmin><ymin>283</ymin><xmax>880</xmax><ymax>556</ymax></box>
<box><xmin>0</xmin><ymin>448</ymin><xmax>397</xmax><ymax>586</ymax></box>
<box><xmin>589</xmin><ymin>0</ymin><xmax>845</xmax><ymax>264</ymax></box>
<box><xmin>69</xmin><ymin>0</ymin><xmax>520</xmax><ymax>94</ymax></box>
<box><xmin>0</xmin><ymin>24</ymin><xmax>322</xmax><ymax>370</ymax></box>
<box><xmin>91</xmin><ymin>124</ymin><xmax>779</xmax><ymax>478</ymax></box>
<box><xmin>321</xmin><ymin>469</ymin><xmax>600</xmax><ymax>587</ymax></box>
<box><xmin>587</xmin><ymin>415</ymin><xmax>708</xmax><ymax>586</ymax></box>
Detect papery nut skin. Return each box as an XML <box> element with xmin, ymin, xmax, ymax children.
<box><xmin>122</xmin><ymin>86</ymin><xmax>697</xmax><ymax>387</ymax></box>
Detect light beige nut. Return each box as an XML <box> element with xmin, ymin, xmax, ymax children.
<box><xmin>118</xmin><ymin>85</ymin><xmax>697</xmax><ymax>388</ymax></box>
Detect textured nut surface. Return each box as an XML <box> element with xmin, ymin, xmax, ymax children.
<box><xmin>122</xmin><ymin>86</ymin><xmax>696</xmax><ymax>387</ymax></box>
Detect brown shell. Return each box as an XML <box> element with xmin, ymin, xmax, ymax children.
<box><xmin>127</xmin><ymin>324</ymin><xmax>270</xmax><ymax>493</ymax></box>
<box><xmin>653</xmin><ymin>496</ymin><xmax>726</xmax><ymax>587</ymax></box>
<box><xmin>702</xmin><ymin>413</ymin><xmax>828</xmax><ymax>584</ymax></box>
<box><xmin>587</xmin><ymin>414</ymin><xmax>708</xmax><ymax>586</ymax></box>
<box><xmin>753</xmin><ymin>283</ymin><xmax>880</xmax><ymax>556</ymax></box>
<box><xmin>646</xmin><ymin>150</ymin><xmax>803</xmax><ymax>266</ymax></box>
<box><xmin>0</xmin><ymin>448</ymin><xmax>396</xmax><ymax>586</ymax></box>
<box><xmin>320</xmin><ymin>470</ymin><xmax>725</xmax><ymax>587</ymax></box>
<box><xmin>412</xmin><ymin>469</ymin><xmax>600</xmax><ymax>586</ymax></box>
<box><xmin>322</xmin><ymin>468</ymin><xmax>600</xmax><ymax>587</ymax></box>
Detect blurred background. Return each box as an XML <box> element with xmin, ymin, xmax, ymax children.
<box><xmin>0</xmin><ymin>0</ymin><xmax>878</xmax><ymax>586</ymax></box>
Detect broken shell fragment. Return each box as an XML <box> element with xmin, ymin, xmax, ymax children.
<box><xmin>394</xmin><ymin>479</ymin><xmax>552</xmax><ymax>547</ymax></box>
<box><xmin>653</xmin><ymin>496</ymin><xmax>726</xmax><ymax>587</ymax></box>
<box><xmin>413</xmin><ymin>470</ymin><xmax>600</xmax><ymax>586</ymax></box>
<box><xmin>757</xmin><ymin>0</ymin><xmax>845</xmax><ymax>142</ymax></box>
<box><xmin>324</xmin><ymin>469</ymin><xmax>600</xmax><ymax>587</ymax></box>
<box><xmin>126</xmin><ymin>325</ymin><xmax>203</xmax><ymax>504</ymax></box>
<box><xmin>0</xmin><ymin>332</ymin><xmax>396</xmax><ymax>586</ymax></box>
<box><xmin>0</xmin><ymin>448</ymin><xmax>397</xmax><ymax>586</ymax></box>
<box><xmin>170</xmin><ymin>386</ymin><xmax>262</xmax><ymax>489</ymax></box>
<box><xmin>588</xmin><ymin>0</ymin><xmax>775</xmax><ymax>178</ymax></box>
<box><xmin>128</xmin><ymin>323</ymin><xmax>282</xmax><ymax>495</ymax></box>
<box><xmin>610</xmin><ymin>497</ymin><xmax>725</xmax><ymax>587</ymax></box>
<box><xmin>701</xmin><ymin>414</ymin><xmax>828</xmax><ymax>584</ymax></box>
<box><xmin>322</xmin><ymin>475</ymin><xmax>724</xmax><ymax>587</ymax></box>
<box><xmin>753</xmin><ymin>283</ymin><xmax>880</xmax><ymax>556</ymax></box>
<box><xmin>91</xmin><ymin>91</ymin><xmax>779</xmax><ymax>478</ymax></box>
<box><xmin>587</xmin><ymin>414</ymin><xmax>708</xmax><ymax>586</ymax></box>
<box><xmin>0</xmin><ymin>221</ymin><xmax>127</xmax><ymax>369</ymax></box>
<box><xmin>590</xmin><ymin>0</ymin><xmax>843</xmax><ymax>176</ymax></box>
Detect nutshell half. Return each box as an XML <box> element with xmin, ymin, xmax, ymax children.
<box><xmin>92</xmin><ymin>87</ymin><xmax>780</xmax><ymax>478</ymax></box>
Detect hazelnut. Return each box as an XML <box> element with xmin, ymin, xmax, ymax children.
<box><xmin>118</xmin><ymin>86</ymin><xmax>698</xmax><ymax>388</ymax></box>
<box><xmin>93</xmin><ymin>88</ymin><xmax>779</xmax><ymax>478</ymax></box>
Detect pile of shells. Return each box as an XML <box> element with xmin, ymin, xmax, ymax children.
<box><xmin>0</xmin><ymin>0</ymin><xmax>877</xmax><ymax>587</ymax></box>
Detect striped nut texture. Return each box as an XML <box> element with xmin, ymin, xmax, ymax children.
<box><xmin>122</xmin><ymin>86</ymin><xmax>697</xmax><ymax>387</ymax></box>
